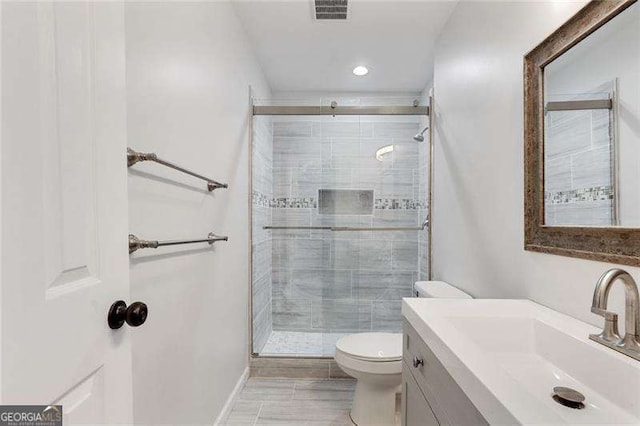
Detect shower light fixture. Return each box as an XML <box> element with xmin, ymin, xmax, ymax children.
<box><xmin>376</xmin><ymin>145</ymin><xmax>393</xmax><ymax>161</ymax></box>
<box><xmin>353</xmin><ymin>66</ymin><xmax>368</xmax><ymax>76</ymax></box>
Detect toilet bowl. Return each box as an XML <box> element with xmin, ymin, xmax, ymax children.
<box><xmin>335</xmin><ymin>281</ymin><xmax>471</xmax><ymax>426</ymax></box>
<box><xmin>335</xmin><ymin>333</ymin><xmax>402</xmax><ymax>426</ymax></box>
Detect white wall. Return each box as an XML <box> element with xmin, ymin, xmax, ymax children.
<box><xmin>124</xmin><ymin>2</ymin><xmax>270</xmax><ymax>423</ymax></box>
<box><xmin>432</xmin><ymin>0</ymin><xmax>637</xmax><ymax>327</ymax></box>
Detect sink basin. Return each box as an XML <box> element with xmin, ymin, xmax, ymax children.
<box><xmin>402</xmin><ymin>299</ymin><xmax>640</xmax><ymax>425</ymax></box>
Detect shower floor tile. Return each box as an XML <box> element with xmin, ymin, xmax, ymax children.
<box><xmin>261</xmin><ymin>331</ymin><xmax>349</xmax><ymax>357</ymax></box>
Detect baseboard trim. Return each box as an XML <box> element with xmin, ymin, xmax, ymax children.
<box><xmin>213</xmin><ymin>366</ymin><xmax>250</xmax><ymax>425</ymax></box>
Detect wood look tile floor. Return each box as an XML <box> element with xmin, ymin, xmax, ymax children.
<box><xmin>223</xmin><ymin>378</ymin><xmax>399</xmax><ymax>425</ymax></box>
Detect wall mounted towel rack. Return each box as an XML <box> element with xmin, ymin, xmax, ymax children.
<box><xmin>129</xmin><ymin>232</ymin><xmax>228</xmax><ymax>254</ymax></box>
<box><xmin>127</xmin><ymin>147</ymin><xmax>228</xmax><ymax>191</ymax></box>
<box><xmin>263</xmin><ymin>218</ymin><xmax>429</xmax><ymax>232</ymax></box>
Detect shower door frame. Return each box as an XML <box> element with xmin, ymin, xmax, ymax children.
<box><xmin>248</xmin><ymin>95</ymin><xmax>434</xmax><ymax>359</ymax></box>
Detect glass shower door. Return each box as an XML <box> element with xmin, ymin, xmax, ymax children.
<box><xmin>251</xmin><ymin>98</ymin><xmax>429</xmax><ymax>357</ymax></box>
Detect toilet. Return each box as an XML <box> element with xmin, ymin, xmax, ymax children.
<box><xmin>335</xmin><ymin>281</ymin><xmax>472</xmax><ymax>426</ymax></box>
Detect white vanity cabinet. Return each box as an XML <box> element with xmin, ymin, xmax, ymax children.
<box><xmin>401</xmin><ymin>321</ymin><xmax>487</xmax><ymax>426</ymax></box>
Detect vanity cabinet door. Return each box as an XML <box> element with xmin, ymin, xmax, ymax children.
<box><xmin>402</xmin><ymin>365</ymin><xmax>439</xmax><ymax>426</ymax></box>
<box><xmin>403</xmin><ymin>321</ymin><xmax>488</xmax><ymax>425</ymax></box>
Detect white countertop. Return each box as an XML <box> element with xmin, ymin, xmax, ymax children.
<box><xmin>402</xmin><ymin>298</ymin><xmax>640</xmax><ymax>425</ymax></box>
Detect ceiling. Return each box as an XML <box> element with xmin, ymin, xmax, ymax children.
<box><xmin>232</xmin><ymin>0</ymin><xmax>458</xmax><ymax>93</ymax></box>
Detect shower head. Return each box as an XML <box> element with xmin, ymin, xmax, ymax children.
<box><xmin>413</xmin><ymin>126</ymin><xmax>429</xmax><ymax>142</ymax></box>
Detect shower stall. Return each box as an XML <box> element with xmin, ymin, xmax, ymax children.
<box><xmin>250</xmin><ymin>96</ymin><xmax>432</xmax><ymax>357</ymax></box>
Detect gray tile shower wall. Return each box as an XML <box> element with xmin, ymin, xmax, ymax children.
<box><xmin>252</xmin><ymin>115</ymin><xmax>274</xmax><ymax>353</ymax></box>
<box><xmin>266</xmin><ymin>115</ymin><xmax>427</xmax><ymax>334</ymax></box>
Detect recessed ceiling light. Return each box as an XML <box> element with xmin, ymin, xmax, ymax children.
<box><xmin>353</xmin><ymin>66</ymin><xmax>368</xmax><ymax>76</ymax></box>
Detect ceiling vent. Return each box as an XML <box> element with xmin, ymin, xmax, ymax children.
<box><xmin>314</xmin><ymin>0</ymin><xmax>348</xmax><ymax>20</ymax></box>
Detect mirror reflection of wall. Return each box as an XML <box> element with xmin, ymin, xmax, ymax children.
<box><xmin>543</xmin><ymin>1</ymin><xmax>640</xmax><ymax>227</ymax></box>
<box><xmin>544</xmin><ymin>84</ymin><xmax>616</xmax><ymax>226</ymax></box>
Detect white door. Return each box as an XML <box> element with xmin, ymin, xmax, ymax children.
<box><xmin>1</xmin><ymin>1</ymin><xmax>134</xmax><ymax>423</ymax></box>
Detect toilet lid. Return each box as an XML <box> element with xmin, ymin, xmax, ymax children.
<box><xmin>336</xmin><ymin>333</ymin><xmax>402</xmax><ymax>361</ymax></box>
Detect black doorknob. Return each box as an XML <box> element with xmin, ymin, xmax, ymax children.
<box><xmin>108</xmin><ymin>300</ymin><xmax>148</xmax><ymax>329</ymax></box>
<box><xmin>412</xmin><ymin>356</ymin><xmax>424</xmax><ymax>368</ymax></box>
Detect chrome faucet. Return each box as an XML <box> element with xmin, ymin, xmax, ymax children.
<box><xmin>590</xmin><ymin>268</ymin><xmax>640</xmax><ymax>361</ymax></box>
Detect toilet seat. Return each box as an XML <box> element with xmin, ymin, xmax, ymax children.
<box><xmin>335</xmin><ymin>349</ymin><xmax>402</xmax><ymax>376</ymax></box>
<box><xmin>336</xmin><ymin>332</ymin><xmax>402</xmax><ymax>362</ymax></box>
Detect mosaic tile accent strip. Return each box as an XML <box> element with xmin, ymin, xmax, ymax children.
<box><xmin>374</xmin><ymin>198</ymin><xmax>427</xmax><ymax>210</ymax></box>
<box><xmin>252</xmin><ymin>191</ymin><xmax>272</xmax><ymax>208</ymax></box>
<box><xmin>253</xmin><ymin>191</ymin><xmax>428</xmax><ymax>211</ymax></box>
<box><xmin>545</xmin><ymin>185</ymin><xmax>614</xmax><ymax>205</ymax></box>
<box><xmin>252</xmin><ymin>192</ymin><xmax>317</xmax><ymax>208</ymax></box>
<box><xmin>273</xmin><ymin>197</ymin><xmax>318</xmax><ymax>209</ymax></box>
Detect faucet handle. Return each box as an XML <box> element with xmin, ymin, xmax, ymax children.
<box><xmin>591</xmin><ymin>307</ymin><xmax>618</xmax><ymax>321</ymax></box>
<box><xmin>591</xmin><ymin>307</ymin><xmax>620</xmax><ymax>342</ymax></box>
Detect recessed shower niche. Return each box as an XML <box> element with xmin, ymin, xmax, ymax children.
<box><xmin>250</xmin><ymin>96</ymin><xmax>431</xmax><ymax>357</ymax></box>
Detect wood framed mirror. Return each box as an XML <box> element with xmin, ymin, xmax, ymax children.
<box><xmin>524</xmin><ymin>0</ymin><xmax>640</xmax><ymax>266</ymax></box>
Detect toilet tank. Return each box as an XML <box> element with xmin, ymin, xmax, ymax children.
<box><xmin>414</xmin><ymin>281</ymin><xmax>472</xmax><ymax>299</ymax></box>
